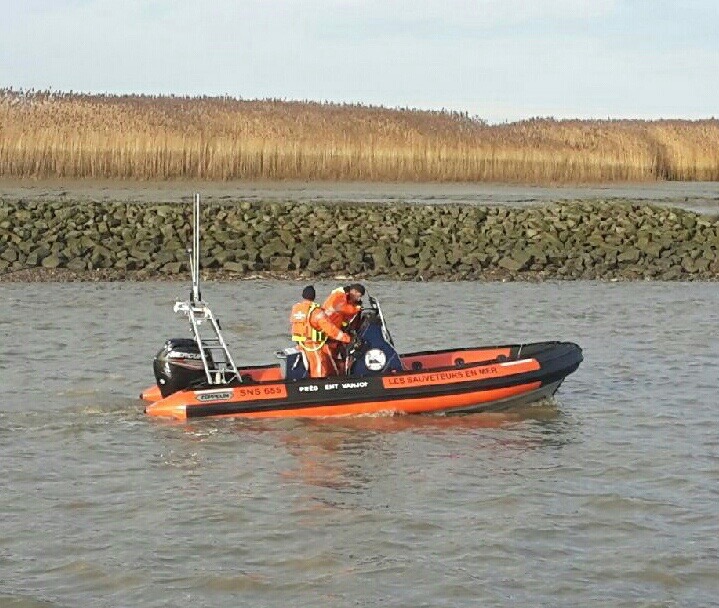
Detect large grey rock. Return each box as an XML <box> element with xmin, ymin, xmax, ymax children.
<box><xmin>498</xmin><ymin>250</ymin><xmax>532</xmax><ymax>272</ymax></box>
<box><xmin>67</xmin><ymin>258</ymin><xmax>88</xmax><ymax>271</ymax></box>
<box><xmin>41</xmin><ymin>255</ymin><xmax>62</xmax><ymax>269</ymax></box>
<box><xmin>269</xmin><ymin>256</ymin><xmax>292</xmax><ymax>271</ymax></box>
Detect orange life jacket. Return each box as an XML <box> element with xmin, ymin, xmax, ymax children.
<box><xmin>291</xmin><ymin>300</ymin><xmax>326</xmax><ymax>349</ymax></box>
<box><xmin>323</xmin><ymin>287</ymin><xmax>361</xmax><ymax>328</ymax></box>
<box><xmin>290</xmin><ymin>299</ymin><xmax>350</xmax><ymax>351</ymax></box>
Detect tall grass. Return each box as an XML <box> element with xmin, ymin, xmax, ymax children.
<box><xmin>1</xmin><ymin>89</ymin><xmax>717</xmax><ymax>182</ymax></box>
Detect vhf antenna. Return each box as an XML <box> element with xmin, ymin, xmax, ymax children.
<box><xmin>189</xmin><ymin>193</ymin><xmax>202</xmax><ymax>303</ymax></box>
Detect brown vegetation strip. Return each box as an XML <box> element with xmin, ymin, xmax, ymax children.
<box><xmin>2</xmin><ymin>90</ymin><xmax>719</xmax><ymax>183</ymax></box>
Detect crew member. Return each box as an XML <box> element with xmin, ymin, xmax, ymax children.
<box><xmin>290</xmin><ymin>285</ymin><xmax>352</xmax><ymax>378</ymax></box>
<box><xmin>323</xmin><ymin>283</ymin><xmax>365</xmax><ymax>371</ymax></box>
<box><xmin>323</xmin><ymin>283</ymin><xmax>365</xmax><ymax>327</ymax></box>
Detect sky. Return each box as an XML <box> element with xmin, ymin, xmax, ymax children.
<box><xmin>1</xmin><ymin>0</ymin><xmax>717</xmax><ymax>123</ymax></box>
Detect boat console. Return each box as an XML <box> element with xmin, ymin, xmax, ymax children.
<box><xmin>346</xmin><ymin>297</ymin><xmax>403</xmax><ymax>376</ymax></box>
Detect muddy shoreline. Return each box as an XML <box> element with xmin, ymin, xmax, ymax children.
<box><xmin>2</xmin><ymin>178</ymin><xmax>719</xmax><ymax>214</ymax></box>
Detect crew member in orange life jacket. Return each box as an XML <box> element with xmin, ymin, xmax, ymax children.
<box><xmin>323</xmin><ymin>283</ymin><xmax>365</xmax><ymax>371</ymax></box>
<box><xmin>290</xmin><ymin>285</ymin><xmax>352</xmax><ymax>378</ymax></box>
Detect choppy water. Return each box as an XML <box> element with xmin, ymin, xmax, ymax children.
<box><xmin>1</xmin><ymin>280</ymin><xmax>718</xmax><ymax>607</ymax></box>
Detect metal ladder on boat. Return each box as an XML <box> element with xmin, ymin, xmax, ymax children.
<box><xmin>173</xmin><ymin>194</ymin><xmax>241</xmax><ymax>387</ymax></box>
<box><xmin>174</xmin><ymin>300</ymin><xmax>240</xmax><ymax>385</ymax></box>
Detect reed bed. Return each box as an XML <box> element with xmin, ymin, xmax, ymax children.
<box><xmin>1</xmin><ymin>90</ymin><xmax>718</xmax><ymax>182</ymax></box>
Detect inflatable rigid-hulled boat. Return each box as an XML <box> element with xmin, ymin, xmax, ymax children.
<box><xmin>140</xmin><ymin>196</ymin><xmax>582</xmax><ymax>421</ymax></box>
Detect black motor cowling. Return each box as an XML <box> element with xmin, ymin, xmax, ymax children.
<box><xmin>153</xmin><ymin>338</ymin><xmax>207</xmax><ymax>397</ymax></box>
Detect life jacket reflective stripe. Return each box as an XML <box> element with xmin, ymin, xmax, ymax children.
<box><xmin>290</xmin><ymin>301</ymin><xmax>327</xmax><ymax>350</ymax></box>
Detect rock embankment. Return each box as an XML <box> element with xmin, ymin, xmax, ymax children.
<box><xmin>0</xmin><ymin>200</ymin><xmax>717</xmax><ymax>281</ymax></box>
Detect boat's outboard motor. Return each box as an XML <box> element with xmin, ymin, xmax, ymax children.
<box><xmin>348</xmin><ymin>297</ymin><xmax>403</xmax><ymax>377</ymax></box>
<box><xmin>153</xmin><ymin>338</ymin><xmax>206</xmax><ymax>397</ymax></box>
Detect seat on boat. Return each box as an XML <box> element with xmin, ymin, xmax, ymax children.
<box><xmin>276</xmin><ymin>347</ymin><xmax>308</xmax><ymax>381</ymax></box>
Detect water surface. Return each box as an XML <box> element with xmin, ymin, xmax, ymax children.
<box><xmin>1</xmin><ymin>281</ymin><xmax>718</xmax><ymax>607</ymax></box>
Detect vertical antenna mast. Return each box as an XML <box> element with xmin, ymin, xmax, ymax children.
<box><xmin>191</xmin><ymin>193</ymin><xmax>201</xmax><ymax>302</ymax></box>
<box><xmin>174</xmin><ymin>192</ymin><xmax>240</xmax><ymax>385</ymax></box>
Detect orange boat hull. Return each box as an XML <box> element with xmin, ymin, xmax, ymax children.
<box><xmin>142</xmin><ymin>342</ymin><xmax>582</xmax><ymax>421</ymax></box>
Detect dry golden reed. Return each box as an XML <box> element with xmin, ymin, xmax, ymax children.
<box><xmin>1</xmin><ymin>90</ymin><xmax>718</xmax><ymax>183</ymax></box>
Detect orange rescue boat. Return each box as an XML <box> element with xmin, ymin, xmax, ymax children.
<box><xmin>140</xmin><ymin>195</ymin><xmax>583</xmax><ymax>421</ymax></box>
